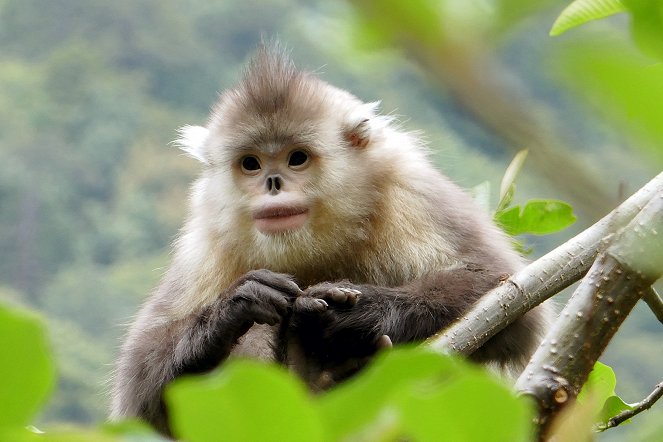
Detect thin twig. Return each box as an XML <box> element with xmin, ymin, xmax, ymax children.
<box><xmin>599</xmin><ymin>382</ymin><xmax>663</xmax><ymax>431</ymax></box>
<box><xmin>643</xmin><ymin>288</ymin><xmax>663</xmax><ymax>325</ymax></box>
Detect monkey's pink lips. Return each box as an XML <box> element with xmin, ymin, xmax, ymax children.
<box><xmin>253</xmin><ymin>206</ymin><xmax>309</xmax><ymax>234</ymax></box>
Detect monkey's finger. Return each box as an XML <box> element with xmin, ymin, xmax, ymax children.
<box><xmin>293</xmin><ymin>297</ymin><xmax>328</xmax><ymax>314</ymax></box>
<box><xmin>245</xmin><ymin>304</ymin><xmax>282</xmax><ymax>326</ymax></box>
<box><xmin>236</xmin><ymin>282</ymin><xmax>290</xmax><ymax>317</ymax></box>
<box><xmin>325</xmin><ymin>287</ymin><xmax>360</xmax><ymax>306</ymax></box>
<box><xmin>246</xmin><ymin>269</ymin><xmax>303</xmax><ymax>297</ymax></box>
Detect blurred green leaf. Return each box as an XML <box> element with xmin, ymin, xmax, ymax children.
<box><xmin>101</xmin><ymin>419</ymin><xmax>168</xmax><ymax>441</ymax></box>
<box><xmin>498</xmin><ymin>149</ymin><xmax>528</xmax><ymax>211</ymax></box>
<box><xmin>556</xmin><ymin>39</ymin><xmax>663</xmax><ymax>162</ymax></box>
<box><xmin>351</xmin><ymin>0</ymin><xmax>445</xmax><ymax>45</ymax></box>
<box><xmin>0</xmin><ymin>303</ymin><xmax>55</xmax><ymax>429</ymax></box>
<box><xmin>623</xmin><ymin>0</ymin><xmax>663</xmax><ymax>60</ymax></box>
<box><xmin>397</xmin><ymin>371</ymin><xmax>533</xmax><ymax>442</ymax></box>
<box><xmin>550</xmin><ymin>0</ymin><xmax>626</xmax><ymax>36</ymax></box>
<box><xmin>318</xmin><ymin>346</ymin><xmax>462</xmax><ymax>440</ymax></box>
<box><xmin>495</xmin><ymin>200</ymin><xmax>576</xmax><ymax>236</ymax></box>
<box><xmin>166</xmin><ymin>360</ymin><xmax>324</xmax><ymax>442</ymax></box>
<box><xmin>318</xmin><ymin>346</ymin><xmax>532</xmax><ymax>441</ymax></box>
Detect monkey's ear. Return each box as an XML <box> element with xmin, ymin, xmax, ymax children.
<box><xmin>345</xmin><ymin>119</ymin><xmax>371</xmax><ymax>149</ymax></box>
<box><xmin>344</xmin><ymin>101</ymin><xmax>380</xmax><ymax>149</ymax></box>
<box><xmin>175</xmin><ymin>125</ymin><xmax>210</xmax><ymax>164</ymax></box>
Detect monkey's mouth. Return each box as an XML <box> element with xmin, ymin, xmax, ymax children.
<box><xmin>253</xmin><ymin>206</ymin><xmax>309</xmax><ymax>234</ymax></box>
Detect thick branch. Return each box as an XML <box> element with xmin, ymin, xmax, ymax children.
<box><xmin>427</xmin><ymin>172</ymin><xmax>663</xmax><ymax>356</ymax></box>
<box><xmin>599</xmin><ymin>382</ymin><xmax>663</xmax><ymax>431</ymax></box>
<box><xmin>514</xmin><ymin>194</ymin><xmax>663</xmax><ymax>436</ymax></box>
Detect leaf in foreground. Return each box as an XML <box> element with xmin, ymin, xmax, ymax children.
<box><xmin>165</xmin><ymin>360</ymin><xmax>324</xmax><ymax>442</ymax></box>
<box><xmin>318</xmin><ymin>347</ymin><xmax>533</xmax><ymax>441</ymax></box>
<box><xmin>0</xmin><ymin>303</ymin><xmax>55</xmax><ymax>429</ymax></box>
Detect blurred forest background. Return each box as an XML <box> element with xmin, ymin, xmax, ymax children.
<box><xmin>0</xmin><ymin>0</ymin><xmax>661</xmax><ymax>439</ymax></box>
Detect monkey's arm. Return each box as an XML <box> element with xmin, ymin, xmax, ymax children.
<box><xmin>289</xmin><ymin>266</ymin><xmax>546</xmax><ymax>386</ymax></box>
<box><xmin>111</xmin><ymin>270</ymin><xmax>301</xmax><ymax>435</ymax></box>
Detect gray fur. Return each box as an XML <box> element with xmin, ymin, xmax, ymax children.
<box><xmin>110</xmin><ymin>47</ymin><xmax>550</xmax><ymax>436</ymax></box>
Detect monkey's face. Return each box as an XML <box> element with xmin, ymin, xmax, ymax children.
<box><xmin>234</xmin><ymin>144</ymin><xmax>315</xmax><ymax>235</ymax></box>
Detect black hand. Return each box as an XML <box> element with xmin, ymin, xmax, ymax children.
<box><xmin>183</xmin><ymin>270</ymin><xmax>301</xmax><ymax>374</ymax></box>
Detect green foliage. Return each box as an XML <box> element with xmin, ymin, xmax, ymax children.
<box><xmin>495</xmin><ymin>200</ymin><xmax>577</xmax><ymax>236</ymax></box>
<box><xmin>497</xmin><ymin>150</ymin><xmax>529</xmax><ymax>212</ymax></box>
<box><xmin>0</xmin><ymin>303</ymin><xmax>55</xmax><ymax>429</ymax></box>
<box><xmin>0</xmin><ymin>302</ymin><xmax>165</xmax><ymax>441</ymax></box>
<box><xmin>622</xmin><ymin>0</ymin><xmax>663</xmax><ymax>61</ymax></box>
<box><xmin>556</xmin><ymin>40</ymin><xmax>663</xmax><ymax>163</ymax></box>
<box><xmin>550</xmin><ymin>0</ymin><xmax>626</xmax><ymax>36</ymax></box>
<box><xmin>0</xmin><ymin>301</ymin><xmax>537</xmax><ymax>441</ymax></box>
<box><xmin>579</xmin><ymin>362</ymin><xmax>634</xmax><ymax>428</ymax></box>
<box><xmin>317</xmin><ymin>348</ymin><xmax>533</xmax><ymax>441</ymax></box>
<box><xmin>551</xmin><ymin>0</ymin><xmax>663</xmax><ymax>61</ymax></box>
<box><xmin>0</xmin><ymin>0</ymin><xmax>659</xmax><ymax>438</ymax></box>
<box><xmin>491</xmin><ymin>151</ymin><xmax>576</xmax><ymax>246</ymax></box>
<box><xmin>167</xmin><ymin>361</ymin><xmax>324</xmax><ymax>442</ymax></box>
<box><xmin>166</xmin><ymin>347</ymin><xmax>533</xmax><ymax>442</ymax></box>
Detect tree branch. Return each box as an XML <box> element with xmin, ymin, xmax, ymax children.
<box><xmin>514</xmin><ymin>193</ymin><xmax>663</xmax><ymax>437</ymax></box>
<box><xmin>427</xmin><ymin>172</ymin><xmax>663</xmax><ymax>356</ymax></box>
<box><xmin>643</xmin><ymin>288</ymin><xmax>663</xmax><ymax>325</ymax></box>
<box><xmin>599</xmin><ymin>382</ymin><xmax>663</xmax><ymax>431</ymax></box>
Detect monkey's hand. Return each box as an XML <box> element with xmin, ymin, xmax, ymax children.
<box><xmin>289</xmin><ymin>283</ymin><xmax>393</xmax><ymax>388</ymax></box>
<box><xmin>293</xmin><ymin>283</ymin><xmax>361</xmax><ymax>313</ymax></box>
<box><xmin>183</xmin><ymin>269</ymin><xmax>302</xmax><ymax>374</ymax></box>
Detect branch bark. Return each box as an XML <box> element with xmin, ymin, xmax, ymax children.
<box><xmin>427</xmin><ymin>172</ymin><xmax>663</xmax><ymax>356</ymax></box>
<box><xmin>514</xmin><ymin>193</ymin><xmax>663</xmax><ymax>437</ymax></box>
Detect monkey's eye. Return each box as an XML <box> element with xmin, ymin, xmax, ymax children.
<box><xmin>241</xmin><ymin>155</ymin><xmax>261</xmax><ymax>173</ymax></box>
<box><xmin>288</xmin><ymin>150</ymin><xmax>309</xmax><ymax>169</ymax></box>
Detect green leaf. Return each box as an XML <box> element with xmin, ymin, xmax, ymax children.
<box><xmin>623</xmin><ymin>0</ymin><xmax>663</xmax><ymax>61</ymax></box>
<box><xmin>555</xmin><ymin>38</ymin><xmax>663</xmax><ymax>161</ymax></box>
<box><xmin>498</xmin><ymin>149</ymin><xmax>528</xmax><ymax>210</ymax></box>
<box><xmin>550</xmin><ymin>0</ymin><xmax>626</xmax><ymax>36</ymax></box>
<box><xmin>351</xmin><ymin>0</ymin><xmax>445</xmax><ymax>45</ymax></box>
<box><xmin>317</xmin><ymin>346</ymin><xmax>463</xmax><ymax>440</ymax></box>
<box><xmin>318</xmin><ymin>347</ymin><xmax>533</xmax><ymax>441</ymax></box>
<box><xmin>577</xmin><ymin>362</ymin><xmax>633</xmax><ymax>427</ymax></box>
<box><xmin>578</xmin><ymin>361</ymin><xmax>617</xmax><ymax>404</ymax></box>
<box><xmin>599</xmin><ymin>395</ymin><xmax>634</xmax><ymax>426</ymax></box>
<box><xmin>495</xmin><ymin>200</ymin><xmax>576</xmax><ymax>236</ymax></box>
<box><xmin>0</xmin><ymin>303</ymin><xmax>55</xmax><ymax>429</ymax></box>
<box><xmin>102</xmin><ymin>419</ymin><xmax>168</xmax><ymax>441</ymax></box>
<box><xmin>397</xmin><ymin>371</ymin><xmax>533</xmax><ymax>442</ymax></box>
<box><xmin>165</xmin><ymin>360</ymin><xmax>324</xmax><ymax>442</ymax></box>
